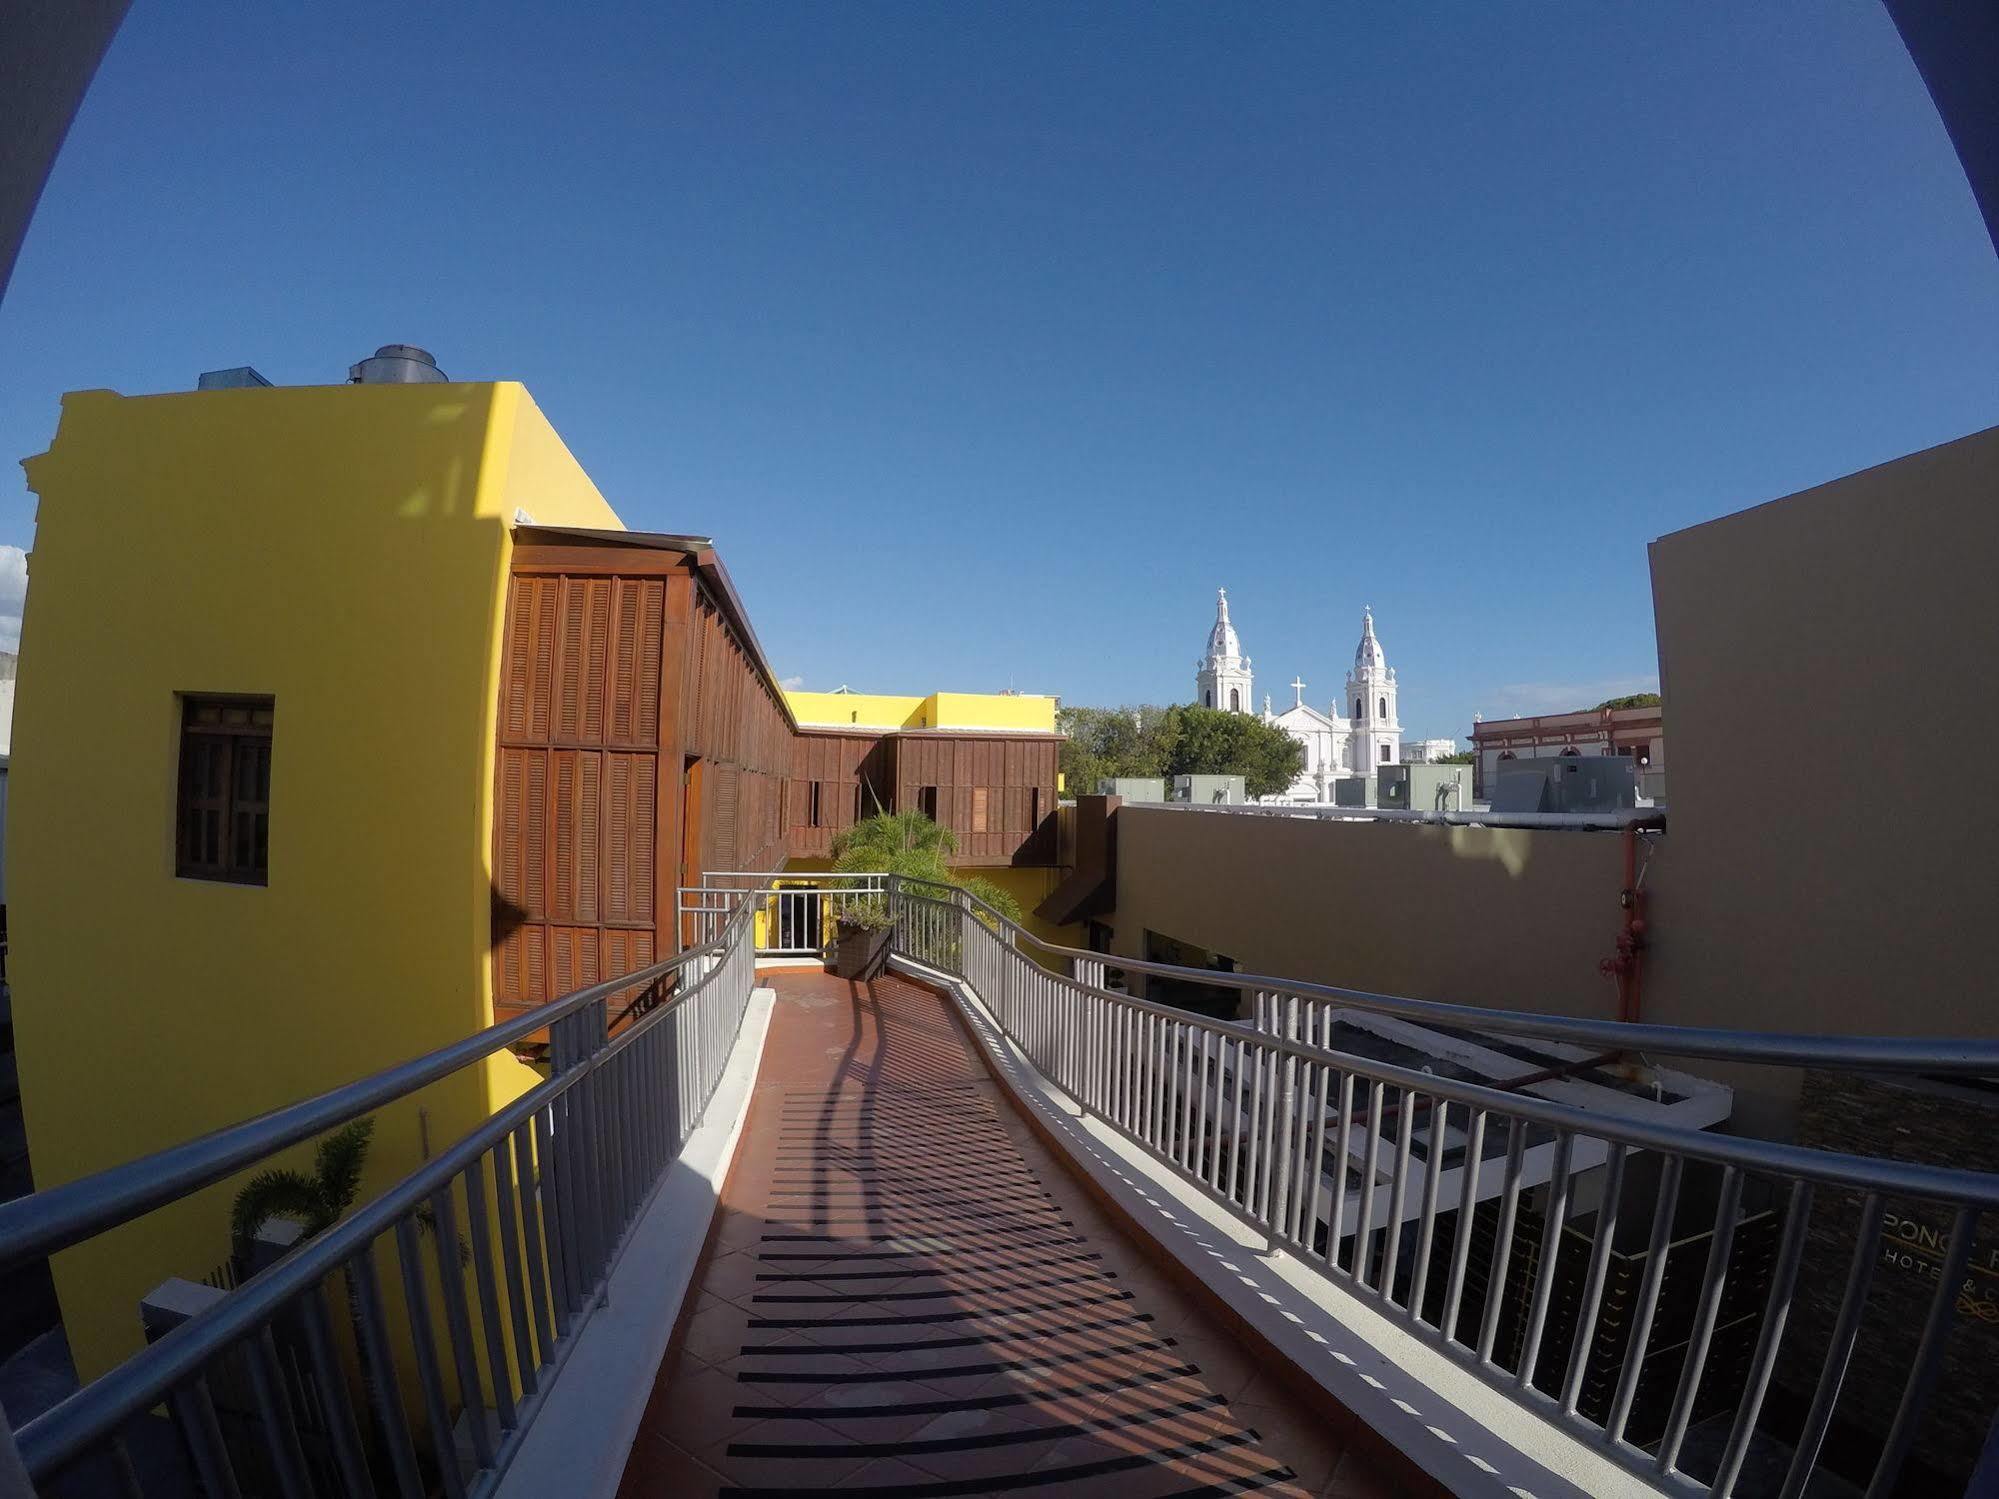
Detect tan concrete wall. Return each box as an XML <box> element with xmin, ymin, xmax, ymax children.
<box><xmin>1105</xmin><ymin>805</ymin><xmax>1632</xmax><ymax>1022</ymax></box>
<box><xmin>1644</xmin><ymin>423</ymin><xmax>1999</xmax><ymax>1043</ymax></box>
<box><xmin>1102</xmin><ymin>425</ymin><xmax>1999</xmax><ymax>1139</ymax></box>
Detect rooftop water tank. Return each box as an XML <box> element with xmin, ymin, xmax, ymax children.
<box><xmin>348</xmin><ymin>344</ymin><xmax>446</xmax><ymax>384</ymax></box>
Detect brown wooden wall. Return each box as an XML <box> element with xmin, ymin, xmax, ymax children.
<box><xmin>491</xmin><ymin>543</ymin><xmax>791</xmax><ymax>1020</ymax></box>
<box><xmin>888</xmin><ymin>734</ymin><xmax>1059</xmax><ymax>866</ymax></box>
<box><xmin>787</xmin><ymin>731</ymin><xmax>879</xmax><ymax>859</ymax></box>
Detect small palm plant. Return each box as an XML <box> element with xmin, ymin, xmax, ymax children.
<box><xmin>831</xmin><ymin>810</ymin><xmax>1024</xmax><ymax>926</ymax></box>
<box><xmin>230</xmin><ymin>1118</ymin><xmax>377</xmax><ymax>1270</ymax></box>
<box><xmin>230</xmin><ymin>1116</ymin><xmax>459</xmax><ymax>1274</ymax></box>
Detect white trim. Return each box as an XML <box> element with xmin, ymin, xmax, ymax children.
<box><xmin>895</xmin><ymin>954</ymin><xmax>1672</xmax><ymax>1499</ymax></box>
<box><xmin>493</xmin><ymin>987</ymin><xmax>776</xmax><ymax>1499</ymax></box>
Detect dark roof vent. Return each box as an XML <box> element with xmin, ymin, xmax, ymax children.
<box><xmin>348</xmin><ymin>344</ymin><xmax>446</xmax><ymax>384</ymax></box>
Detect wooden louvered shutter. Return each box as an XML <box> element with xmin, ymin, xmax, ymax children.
<box><xmin>493</xmin><ymin>562</ymin><xmax>665</xmax><ymax>1024</ymax></box>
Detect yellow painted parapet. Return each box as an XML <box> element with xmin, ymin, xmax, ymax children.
<box><xmin>787</xmin><ymin>689</ymin><xmax>1058</xmax><ymax>733</ymax></box>
<box><xmin>10</xmin><ymin>379</ymin><xmax>616</xmax><ymax>1380</ymax></box>
<box><xmin>785</xmin><ymin>690</ymin><xmax>927</xmax><ymax>731</ymax></box>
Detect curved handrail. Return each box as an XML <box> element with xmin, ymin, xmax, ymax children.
<box><xmin>891</xmin><ymin>875</ymin><xmax>1999</xmax><ymax>1075</ymax></box>
<box><xmin>0</xmin><ymin>895</ymin><xmax>755</xmax><ymax>1274</ymax></box>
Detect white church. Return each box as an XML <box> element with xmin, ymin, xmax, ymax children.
<box><xmin>1194</xmin><ymin>589</ymin><xmax>1404</xmax><ymax>803</ymax></box>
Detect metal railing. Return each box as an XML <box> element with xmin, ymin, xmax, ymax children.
<box><xmin>875</xmin><ymin>874</ymin><xmax>1999</xmax><ymax>1499</ymax></box>
<box><xmin>0</xmin><ymin>890</ymin><xmax>762</xmax><ymax>1497</ymax></box>
<box><xmin>680</xmin><ymin>871</ymin><xmax>887</xmax><ymax>955</ymax></box>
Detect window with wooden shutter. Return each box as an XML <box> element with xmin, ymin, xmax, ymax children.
<box><xmin>971</xmin><ymin>786</ymin><xmax>989</xmax><ymax>833</ymax></box>
<box><xmin>177</xmin><ymin>696</ymin><xmax>274</xmax><ymax>884</ymax></box>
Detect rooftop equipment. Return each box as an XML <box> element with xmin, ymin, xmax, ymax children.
<box><xmin>348</xmin><ymin>344</ymin><xmax>447</xmax><ymax>384</ymax></box>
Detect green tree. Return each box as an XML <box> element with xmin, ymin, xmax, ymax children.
<box><xmin>1435</xmin><ymin>749</ymin><xmax>1475</xmax><ymax>764</ymax></box>
<box><xmin>831</xmin><ymin>810</ymin><xmax>1023</xmax><ymax>925</ymax></box>
<box><xmin>1158</xmin><ymin>705</ymin><xmax>1304</xmax><ymax>799</ymax></box>
<box><xmin>1593</xmin><ymin>692</ymin><xmax>1661</xmax><ymax>710</ymax></box>
<box><xmin>1056</xmin><ymin>704</ymin><xmax>1177</xmax><ymax>794</ymax></box>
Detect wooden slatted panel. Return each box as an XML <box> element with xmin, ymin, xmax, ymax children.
<box><xmin>551</xmin><ymin>751</ymin><xmax>602</xmax><ymax>924</ymax></box>
<box><xmin>602</xmin><ymin>753</ymin><xmax>656</xmax><ymax>925</ymax></box>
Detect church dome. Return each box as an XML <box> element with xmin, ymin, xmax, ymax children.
<box><xmin>1354</xmin><ymin>607</ymin><xmax>1386</xmax><ymax>673</ymax></box>
<box><xmin>1207</xmin><ymin>588</ymin><xmax>1242</xmax><ymax>660</ymax></box>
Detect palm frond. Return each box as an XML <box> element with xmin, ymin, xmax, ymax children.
<box><xmin>313</xmin><ymin>1118</ymin><xmax>375</xmax><ymax>1217</ymax></box>
<box><xmin>230</xmin><ymin>1169</ymin><xmax>329</xmax><ymax>1252</ymax></box>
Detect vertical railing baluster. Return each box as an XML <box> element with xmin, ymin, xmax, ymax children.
<box><xmin>1354</xmin><ymin>1081</ymin><xmax>1386</xmax><ymax>1290</ymax></box>
<box><xmin>395</xmin><ymin>1212</ymin><xmax>468</xmax><ymax>1498</ymax></box>
<box><xmin>461</xmin><ymin>1155</ymin><xmax>519</xmax><ymax>1432</ymax></box>
<box><xmin>1328</xmin><ymin>1070</ymin><xmax>1355</xmax><ymax>1274</ymax></box>
<box><xmin>349</xmin><ymin>1249</ymin><xmax>424</xmax><ymax>1499</ymax></box>
<box><xmin>1301</xmin><ymin>1046</ymin><xmax>1332</xmax><ymax>1260</ymax></box>
<box><xmin>493</xmin><ymin>1135</ymin><xmax>543</xmax><ymax>1396</ymax></box>
<box><xmin>1406</xmin><ymin>1098</ymin><xmax>1445</xmax><ymax>1320</ymax></box>
<box><xmin>1476</xmin><ymin>1119</ymin><xmax>1527</xmax><ymax>1364</ymax></box>
<box><xmin>1776</xmin><ymin>1191</ymin><xmax>1880</xmax><ymax>1499</ymax></box>
<box><xmin>1606</xmin><ymin>1152</ymin><xmax>1684</xmax><ymax>1444</ymax></box>
<box><xmin>1442</xmin><ymin>1108</ymin><xmax>1486</xmax><ymax>1341</ymax></box>
<box><xmin>1245</xmin><ymin>1010</ymin><xmax>1269</xmax><ymax>1218</ymax></box>
<box><xmin>1863</xmin><ymin>1205</ymin><xmax>1976</xmax><ymax>1499</ymax></box>
<box><xmin>300</xmin><ymin>1287</ymin><xmax>374</xmax><ymax>1497</ymax></box>
<box><xmin>1381</xmin><ymin>1087</ymin><xmax>1417</xmax><ymax>1300</ymax></box>
<box><xmin>1515</xmin><ymin>1131</ymin><xmax>1574</xmax><ymax>1393</ymax></box>
<box><xmin>1713</xmin><ymin>1178</ymin><xmax>1812</xmax><ymax>1497</ymax></box>
<box><xmin>1658</xmin><ymin>1165</ymin><xmax>1745</xmax><ymax>1472</ymax></box>
<box><xmin>438</xmin><ymin>1182</ymin><xmax>503</xmax><ymax>1463</ymax></box>
<box><xmin>1561</xmin><ymin>1142</ymin><xmax>1626</xmax><ymax>1416</ymax></box>
<box><xmin>169</xmin><ymin>1375</ymin><xmax>245</xmax><ymax>1499</ymax></box>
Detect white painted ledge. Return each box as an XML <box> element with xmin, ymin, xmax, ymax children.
<box><xmin>893</xmin><ymin>955</ymin><xmax>1671</xmax><ymax>1499</ymax></box>
<box><xmin>495</xmin><ymin>986</ymin><xmax>775</xmax><ymax>1499</ymax></box>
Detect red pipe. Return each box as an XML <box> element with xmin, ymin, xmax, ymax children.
<box><xmin>1598</xmin><ymin>825</ymin><xmax>1649</xmax><ymax>1024</ymax></box>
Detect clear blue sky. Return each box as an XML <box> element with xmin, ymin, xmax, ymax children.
<box><xmin>3</xmin><ymin>2</ymin><xmax>1995</xmax><ymax>740</ymax></box>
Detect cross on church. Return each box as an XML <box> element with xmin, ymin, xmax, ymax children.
<box><xmin>1291</xmin><ymin>677</ymin><xmax>1306</xmax><ymax>707</ymax></box>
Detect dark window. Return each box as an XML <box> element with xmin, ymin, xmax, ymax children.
<box><xmin>1204</xmin><ymin>690</ymin><xmax>1213</xmax><ymax>708</ymax></box>
<box><xmin>1354</xmin><ymin>698</ymin><xmax>1362</xmax><ymax>718</ymax></box>
<box><xmin>1379</xmin><ymin>742</ymin><xmax>1391</xmax><ymax>763</ymax></box>
<box><xmin>1228</xmin><ymin>688</ymin><xmax>1240</xmax><ymax>712</ymax></box>
<box><xmin>177</xmin><ymin>695</ymin><xmax>274</xmax><ymax>884</ymax></box>
<box><xmin>918</xmin><ymin>785</ymin><xmax>939</xmax><ymax>821</ymax></box>
<box><xmin>1379</xmin><ymin>696</ymin><xmax>1388</xmax><ymax>718</ymax></box>
<box><xmin>1560</xmin><ymin>746</ymin><xmax>1581</xmax><ymax>757</ymax></box>
<box><xmin>808</xmin><ymin>781</ymin><xmax>824</xmax><ymax>829</ymax></box>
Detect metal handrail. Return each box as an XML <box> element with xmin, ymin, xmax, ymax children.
<box><xmin>0</xmin><ymin>891</ymin><xmax>766</xmax><ymax>1492</ymax></box>
<box><xmin>891</xmin><ymin>875</ymin><xmax>1999</xmax><ymax>1075</ymax></box>
<box><xmin>0</xmin><ymin>909</ymin><xmax>739</xmax><ymax>1275</ymax></box>
<box><xmin>883</xmin><ymin>877</ymin><xmax>1999</xmax><ymax>1499</ymax></box>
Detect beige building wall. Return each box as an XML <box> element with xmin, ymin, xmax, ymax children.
<box><xmin>1643</xmin><ymin>424</ymin><xmax>1999</xmax><ymax>1046</ymax></box>
<box><xmin>1100</xmin><ymin>425</ymin><xmax>1999</xmax><ymax>1138</ymax></box>
<box><xmin>1104</xmin><ymin>805</ymin><xmax>1631</xmax><ymax>1023</ymax></box>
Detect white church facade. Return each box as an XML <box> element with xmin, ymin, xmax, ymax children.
<box><xmin>1192</xmin><ymin>590</ymin><xmax>1404</xmax><ymax>803</ymax></box>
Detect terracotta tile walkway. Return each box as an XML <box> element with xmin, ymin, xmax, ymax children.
<box><xmin>618</xmin><ymin>969</ymin><xmax>1391</xmax><ymax>1499</ymax></box>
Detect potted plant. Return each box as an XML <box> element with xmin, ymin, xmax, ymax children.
<box><xmin>829</xmin><ymin>897</ymin><xmax>894</xmax><ymax>980</ymax></box>
<box><xmin>825</xmin><ymin>809</ymin><xmax>1026</xmax><ymax>978</ymax></box>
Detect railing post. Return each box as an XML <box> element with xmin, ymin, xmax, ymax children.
<box><xmin>1266</xmin><ymin>998</ymin><xmax>1298</xmax><ymax>1253</ymax></box>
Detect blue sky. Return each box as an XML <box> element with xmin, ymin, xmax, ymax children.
<box><xmin>2</xmin><ymin>3</ymin><xmax>1995</xmax><ymax>740</ymax></box>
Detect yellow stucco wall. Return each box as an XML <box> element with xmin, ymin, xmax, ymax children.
<box><xmin>10</xmin><ymin>380</ymin><xmax>618</xmax><ymax>1379</ymax></box>
<box><xmin>786</xmin><ymin>689</ymin><xmax>1058</xmax><ymax>734</ymax></box>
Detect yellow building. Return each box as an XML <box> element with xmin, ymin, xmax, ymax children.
<box><xmin>10</xmin><ymin>379</ymin><xmax>635</xmax><ymax>1375</ymax></box>
<box><xmin>9</xmin><ymin>370</ymin><xmax>1077</xmax><ymax>1378</ymax></box>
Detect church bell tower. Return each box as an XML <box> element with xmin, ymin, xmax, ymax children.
<box><xmin>1346</xmin><ymin>606</ymin><xmax>1401</xmax><ymax>767</ymax></box>
<box><xmin>1195</xmin><ymin>588</ymin><xmax>1254</xmax><ymax>713</ymax></box>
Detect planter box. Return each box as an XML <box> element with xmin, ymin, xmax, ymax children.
<box><xmin>829</xmin><ymin>925</ymin><xmax>891</xmax><ymax>981</ymax></box>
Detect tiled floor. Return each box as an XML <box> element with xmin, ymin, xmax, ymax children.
<box><xmin>618</xmin><ymin>969</ymin><xmax>1394</xmax><ymax>1499</ymax></box>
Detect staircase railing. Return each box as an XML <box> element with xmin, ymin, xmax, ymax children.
<box><xmin>878</xmin><ymin>873</ymin><xmax>1999</xmax><ymax>1499</ymax></box>
<box><xmin>0</xmin><ymin>891</ymin><xmax>762</xmax><ymax>1497</ymax></box>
